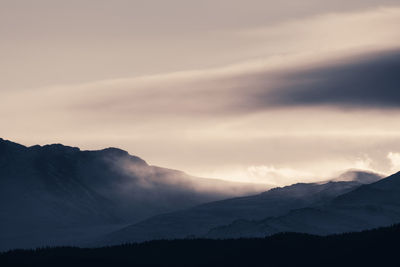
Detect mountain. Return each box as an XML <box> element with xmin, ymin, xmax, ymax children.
<box><xmin>331</xmin><ymin>169</ymin><xmax>383</xmax><ymax>184</ymax></box>
<box><xmin>207</xmin><ymin>171</ymin><xmax>400</xmax><ymax>239</ymax></box>
<box><xmin>98</xmin><ymin>170</ymin><xmax>381</xmax><ymax>245</ymax></box>
<box><xmin>3</xmin><ymin>224</ymin><xmax>400</xmax><ymax>267</ymax></box>
<box><xmin>0</xmin><ymin>138</ymin><xmax>267</xmax><ymax>250</ymax></box>
<box><xmin>0</xmin><ymin>137</ymin><xmax>387</xmax><ymax>250</ymax></box>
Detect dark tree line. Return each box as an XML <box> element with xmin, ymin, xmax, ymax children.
<box><xmin>1</xmin><ymin>224</ymin><xmax>400</xmax><ymax>267</ymax></box>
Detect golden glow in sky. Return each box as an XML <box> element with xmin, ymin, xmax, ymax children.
<box><xmin>1</xmin><ymin>1</ymin><xmax>400</xmax><ymax>185</ymax></box>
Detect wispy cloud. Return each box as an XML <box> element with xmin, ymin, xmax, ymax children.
<box><xmin>1</xmin><ymin>6</ymin><xmax>400</xmax><ymax>185</ymax></box>
<box><xmin>387</xmin><ymin>152</ymin><xmax>400</xmax><ymax>172</ymax></box>
<box><xmin>3</xmin><ymin>7</ymin><xmax>400</xmax><ymax>116</ymax></box>
<box><xmin>259</xmin><ymin>50</ymin><xmax>400</xmax><ymax>109</ymax></box>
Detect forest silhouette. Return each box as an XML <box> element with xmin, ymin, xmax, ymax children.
<box><xmin>1</xmin><ymin>223</ymin><xmax>399</xmax><ymax>267</ymax></box>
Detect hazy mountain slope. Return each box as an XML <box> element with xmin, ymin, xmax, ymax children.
<box><xmin>99</xmin><ymin>171</ymin><xmax>381</xmax><ymax>245</ymax></box>
<box><xmin>207</xmin><ymin>172</ymin><xmax>400</xmax><ymax>239</ymax></box>
<box><xmin>332</xmin><ymin>170</ymin><xmax>383</xmax><ymax>184</ymax></box>
<box><xmin>0</xmin><ymin>138</ymin><xmax>267</xmax><ymax>250</ymax></box>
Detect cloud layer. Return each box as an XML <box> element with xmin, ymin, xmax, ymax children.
<box><xmin>253</xmin><ymin>50</ymin><xmax>400</xmax><ymax>109</ymax></box>
<box><xmin>1</xmin><ymin>5</ymin><xmax>400</xmax><ymax>185</ymax></box>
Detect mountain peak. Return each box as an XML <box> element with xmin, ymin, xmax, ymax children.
<box><xmin>0</xmin><ymin>138</ymin><xmax>27</xmax><ymax>153</ymax></box>
<box><xmin>29</xmin><ymin>143</ymin><xmax>81</xmax><ymax>155</ymax></box>
<box><xmin>0</xmin><ymin>137</ymin><xmax>24</xmax><ymax>146</ymax></box>
<box><xmin>100</xmin><ymin>147</ymin><xmax>129</xmax><ymax>156</ymax></box>
<box><xmin>93</xmin><ymin>147</ymin><xmax>148</xmax><ymax>166</ymax></box>
<box><xmin>333</xmin><ymin>169</ymin><xmax>383</xmax><ymax>184</ymax></box>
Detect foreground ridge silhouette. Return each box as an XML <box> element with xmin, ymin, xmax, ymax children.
<box><xmin>1</xmin><ymin>223</ymin><xmax>400</xmax><ymax>267</ymax></box>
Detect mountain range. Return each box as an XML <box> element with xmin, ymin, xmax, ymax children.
<box><xmin>207</xmin><ymin>171</ymin><xmax>400</xmax><ymax>238</ymax></box>
<box><xmin>0</xmin><ymin>138</ymin><xmax>266</xmax><ymax>250</ymax></box>
<box><xmin>100</xmin><ymin>171</ymin><xmax>380</xmax><ymax>245</ymax></box>
<box><xmin>3</xmin><ymin>137</ymin><xmax>399</xmax><ymax>252</ymax></box>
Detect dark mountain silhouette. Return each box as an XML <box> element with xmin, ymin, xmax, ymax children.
<box><xmin>99</xmin><ymin>170</ymin><xmax>381</xmax><ymax>245</ymax></box>
<box><xmin>0</xmin><ymin>138</ymin><xmax>267</xmax><ymax>250</ymax></box>
<box><xmin>2</xmin><ymin>223</ymin><xmax>400</xmax><ymax>267</ymax></box>
<box><xmin>207</xmin><ymin>171</ymin><xmax>400</xmax><ymax>238</ymax></box>
<box><xmin>0</xmin><ymin>137</ymin><xmax>390</xmax><ymax>253</ymax></box>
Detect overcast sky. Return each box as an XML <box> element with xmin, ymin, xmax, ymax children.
<box><xmin>1</xmin><ymin>0</ymin><xmax>400</xmax><ymax>185</ymax></box>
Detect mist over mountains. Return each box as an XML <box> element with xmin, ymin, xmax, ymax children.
<box><xmin>2</xmin><ymin>137</ymin><xmax>399</xmax><ymax>254</ymax></box>
<box><xmin>207</xmin><ymin>171</ymin><xmax>400</xmax><ymax>238</ymax></box>
<box><xmin>0</xmin><ymin>138</ymin><xmax>266</xmax><ymax>250</ymax></box>
<box><xmin>100</xmin><ymin>175</ymin><xmax>379</xmax><ymax>245</ymax></box>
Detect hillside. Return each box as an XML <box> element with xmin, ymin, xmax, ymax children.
<box><xmin>100</xmin><ymin>175</ymin><xmax>378</xmax><ymax>245</ymax></box>
<box><xmin>208</xmin><ymin>171</ymin><xmax>400</xmax><ymax>238</ymax></box>
<box><xmin>0</xmin><ymin>138</ymin><xmax>267</xmax><ymax>250</ymax></box>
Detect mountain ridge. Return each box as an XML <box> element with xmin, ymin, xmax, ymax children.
<box><xmin>0</xmin><ymin>138</ymin><xmax>268</xmax><ymax>251</ymax></box>
<box><xmin>99</xmin><ymin>171</ymin><xmax>381</xmax><ymax>246</ymax></box>
<box><xmin>207</xmin><ymin>171</ymin><xmax>400</xmax><ymax>238</ymax></box>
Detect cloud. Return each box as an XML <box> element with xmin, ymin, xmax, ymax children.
<box><xmin>260</xmin><ymin>50</ymin><xmax>400</xmax><ymax>109</ymax></box>
<box><xmin>53</xmin><ymin>49</ymin><xmax>400</xmax><ymax>117</ymax></box>
<box><xmin>115</xmin><ymin>157</ymin><xmax>268</xmax><ymax>196</ymax></box>
<box><xmin>11</xmin><ymin>47</ymin><xmax>397</xmax><ymax>122</ymax></box>
<box><xmin>1</xmin><ymin>6</ymin><xmax>400</xmax><ymax>185</ymax></box>
<box><xmin>353</xmin><ymin>156</ymin><xmax>374</xmax><ymax>171</ymax></box>
<box><xmin>195</xmin><ymin>165</ymin><xmax>315</xmax><ymax>186</ymax></box>
<box><xmin>2</xmin><ymin>7</ymin><xmax>400</xmax><ymax>119</ymax></box>
<box><xmin>246</xmin><ymin>165</ymin><xmax>313</xmax><ymax>185</ymax></box>
<box><xmin>196</xmin><ymin>155</ymin><xmax>382</xmax><ymax>186</ymax></box>
<box><xmin>387</xmin><ymin>152</ymin><xmax>400</xmax><ymax>172</ymax></box>
<box><xmin>72</xmin><ymin>7</ymin><xmax>400</xmax><ymax>113</ymax></box>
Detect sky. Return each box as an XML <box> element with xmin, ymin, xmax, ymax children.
<box><xmin>1</xmin><ymin>0</ymin><xmax>400</xmax><ymax>186</ymax></box>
